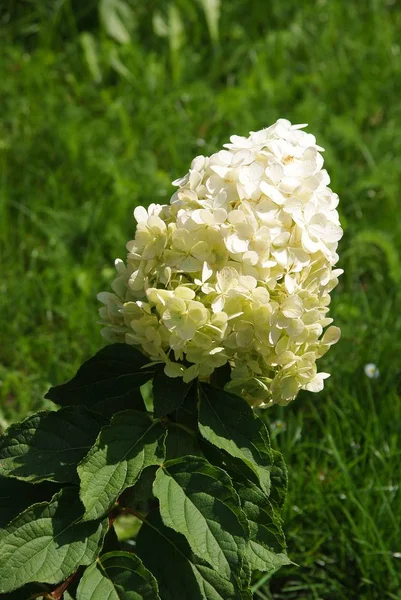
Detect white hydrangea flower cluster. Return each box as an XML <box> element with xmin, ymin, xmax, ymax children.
<box><xmin>98</xmin><ymin>119</ymin><xmax>343</xmax><ymax>407</ymax></box>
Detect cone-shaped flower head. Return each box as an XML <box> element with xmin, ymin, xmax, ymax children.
<box><xmin>98</xmin><ymin>119</ymin><xmax>343</xmax><ymax>406</ymax></box>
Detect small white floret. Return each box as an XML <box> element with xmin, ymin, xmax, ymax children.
<box><xmin>364</xmin><ymin>363</ymin><xmax>380</xmax><ymax>379</ymax></box>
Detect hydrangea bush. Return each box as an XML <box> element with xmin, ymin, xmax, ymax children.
<box><xmin>0</xmin><ymin>121</ymin><xmax>341</xmax><ymax>599</ymax></box>
<box><xmin>99</xmin><ymin>119</ymin><xmax>343</xmax><ymax>406</ymax></box>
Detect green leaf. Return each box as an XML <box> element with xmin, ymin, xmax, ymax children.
<box><xmin>198</xmin><ymin>444</ymin><xmax>290</xmax><ymax>574</ymax></box>
<box><xmin>101</xmin><ymin>524</ymin><xmax>120</xmax><ymax>555</ymax></box>
<box><xmin>235</xmin><ymin>480</ymin><xmax>291</xmax><ymax>573</ymax></box>
<box><xmin>165</xmin><ymin>424</ymin><xmax>203</xmax><ymax>461</ymax></box>
<box><xmin>209</xmin><ymin>363</ymin><xmax>231</xmax><ymax>389</ymax></box>
<box><xmin>269</xmin><ymin>449</ymin><xmax>288</xmax><ymax>511</ymax></box>
<box><xmin>0</xmin><ymin>487</ymin><xmax>107</xmax><ymax>594</ymax></box>
<box><xmin>0</xmin><ymin>582</ymin><xmax>51</xmax><ymax>599</ymax></box>
<box><xmin>120</xmin><ymin>467</ymin><xmax>158</xmax><ymax>516</ymax></box>
<box><xmin>0</xmin><ymin>407</ymin><xmax>107</xmax><ymax>484</ymax></box>
<box><xmin>0</xmin><ymin>476</ymin><xmax>59</xmax><ymax>528</ymax></box>
<box><xmin>173</xmin><ymin>386</ymin><xmax>199</xmax><ymax>431</ymax></box>
<box><xmin>154</xmin><ymin>456</ymin><xmax>248</xmax><ymax>581</ymax></box>
<box><xmin>198</xmin><ymin>384</ymin><xmax>272</xmax><ymax>495</ymax></box>
<box><xmin>152</xmin><ymin>372</ymin><xmax>191</xmax><ymax>418</ymax></box>
<box><xmin>77</xmin><ymin>551</ymin><xmax>160</xmax><ymax>600</ymax></box>
<box><xmin>200</xmin><ymin>442</ymin><xmax>259</xmax><ymax>489</ymax></box>
<box><xmin>137</xmin><ymin>511</ymin><xmax>251</xmax><ymax>600</ymax></box>
<box><xmin>78</xmin><ymin>410</ymin><xmax>166</xmax><ymax>521</ymax></box>
<box><xmin>91</xmin><ymin>388</ymin><xmax>146</xmax><ymax>418</ymax></box>
<box><xmin>45</xmin><ymin>344</ymin><xmax>154</xmax><ymax>408</ymax></box>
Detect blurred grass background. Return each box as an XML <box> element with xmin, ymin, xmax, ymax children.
<box><xmin>1</xmin><ymin>0</ymin><xmax>401</xmax><ymax>598</ymax></box>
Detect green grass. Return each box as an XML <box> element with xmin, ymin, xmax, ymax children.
<box><xmin>1</xmin><ymin>1</ymin><xmax>401</xmax><ymax>598</ymax></box>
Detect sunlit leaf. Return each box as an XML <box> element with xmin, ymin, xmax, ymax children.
<box><xmin>78</xmin><ymin>410</ymin><xmax>166</xmax><ymax>521</ymax></box>
<box><xmin>77</xmin><ymin>551</ymin><xmax>160</xmax><ymax>599</ymax></box>
<box><xmin>0</xmin><ymin>488</ymin><xmax>107</xmax><ymax>594</ymax></box>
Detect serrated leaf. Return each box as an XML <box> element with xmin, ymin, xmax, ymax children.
<box><xmin>137</xmin><ymin>511</ymin><xmax>251</xmax><ymax>600</ymax></box>
<box><xmin>269</xmin><ymin>449</ymin><xmax>288</xmax><ymax>511</ymax></box>
<box><xmin>235</xmin><ymin>480</ymin><xmax>291</xmax><ymax>573</ymax></box>
<box><xmin>198</xmin><ymin>444</ymin><xmax>290</xmax><ymax>574</ymax></box>
<box><xmin>0</xmin><ymin>407</ymin><xmax>107</xmax><ymax>484</ymax></box>
<box><xmin>0</xmin><ymin>487</ymin><xmax>107</xmax><ymax>594</ymax></box>
<box><xmin>198</xmin><ymin>384</ymin><xmax>272</xmax><ymax>495</ymax></box>
<box><xmin>152</xmin><ymin>372</ymin><xmax>191</xmax><ymax>418</ymax></box>
<box><xmin>77</xmin><ymin>551</ymin><xmax>160</xmax><ymax>600</ymax></box>
<box><xmin>78</xmin><ymin>410</ymin><xmax>166</xmax><ymax>521</ymax></box>
<box><xmin>193</xmin><ymin>562</ymin><xmax>251</xmax><ymax>600</ymax></box>
<box><xmin>154</xmin><ymin>456</ymin><xmax>248</xmax><ymax>580</ymax></box>
<box><xmin>200</xmin><ymin>442</ymin><xmax>259</xmax><ymax>489</ymax></box>
<box><xmin>45</xmin><ymin>344</ymin><xmax>154</xmax><ymax>408</ymax></box>
<box><xmin>0</xmin><ymin>476</ymin><xmax>60</xmax><ymax>528</ymax></box>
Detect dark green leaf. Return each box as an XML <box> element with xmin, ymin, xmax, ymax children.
<box><xmin>164</xmin><ymin>424</ymin><xmax>203</xmax><ymax>461</ymax></box>
<box><xmin>154</xmin><ymin>456</ymin><xmax>248</xmax><ymax>580</ymax></box>
<box><xmin>152</xmin><ymin>372</ymin><xmax>191</xmax><ymax>418</ymax></box>
<box><xmin>0</xmin><ymin>582</ymin><xmax>51</xmax><ymax>599</ymax></box>
<box><xmin>210</xmin><ymin>363</ymin><xmax>231</xmax><ymax>389</ymax></box>
<box><xmin>78</xmin><ymin>410</ymin><xmax>166</xmax><ymax>521</ymax></box>
<box><xmin>0</xmin><ymin>487</ymin><xmax>107</xmax><ymax>594</ymax></box>
<box><xmin>45</xmin><ymin>344</ymin><xmax>154</xmax><ymax>408</ymax></box>
<box><xmin>0</xmin><ymin>407</ymin><xmax>107</xmax><ymax>484</ymax></box>
<box><xmin>198</xmin><ymin>384</ymin><xmax>272</xmax><ymax>495</ymax></box>
<box><xmin>91</xmin><ymin>388</ymin><xmax>146</xmax><ymax>418</ymax></box>
<box><xmin>173</xmin><ymin>386</ymin><xmax>199</xmax><ymax>431</ymax></box>
<box><xmin>101</xmin><ymin>524</ymin><xmax>120</xmax><ymax>555</ymax></box>
<box><xmin>77</xmin><ymin>551</ymin><xmax>160</xmax><ymax>599</ymax></box>
<box><xmin>137</xmin><ymin>511</ymin><xmax>251</xmax><ymax>600</ymax></box>
<box><xmin>0</xmin><ymin>476</ymin><xmax>59</xmax><ymax>528</ymax></box>
<box><xmin>120</xmin><ymin>467</ymin><xmax>158</xmax><ymax>516</ymax></box>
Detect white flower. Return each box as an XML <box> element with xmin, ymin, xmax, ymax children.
<box><xmin>364</xmin><ymin>363</ymin><xmax>380</xmax><ymax>379</ymax></box>
<box><xmin>98</xmin><ymin>119</ymin><xmax>343</xmax><ymax>407</ymax></box>
<box><xmin>270</xmin><ymin>420</ymin><xmax>287</xmax><ymax>435</ymax></box>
